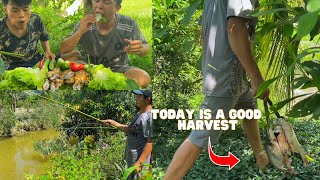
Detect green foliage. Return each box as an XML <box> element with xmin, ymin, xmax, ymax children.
<box><xmin>60</xmin><ymin>90</ymin><xmax>137</xmax><ymax>140</ymax></box>
<box><xmin>307</xmin><ymin>0</ymin><xmax>320</xmax><ymax>12</ymax></box>
<box><xmin>31</xmin><ymin>5</ymin><xmax>83</xmax><ymax>54</ymax></box>
<box><xmin>153</xmin><ymin>119</ymin><xmax>320</xmax><ymax>179</ymax></box>
<box><xmin>121</xmin><ymin>0</ymin><xmax>153</xmax><ymax>76</ymax></box>
<box><xmin>0</xmin><ymin>68</ymin><xmax>46</xmax><ymax>90</ymax></box>
<box><xmin>122</xmin><ymin>164</ymin><xmax>152</xmax><ymax>180</ymax></box>
<box><xmin>235</xmin><ymin>0</ymin><xmax>320</xmax><ymax>118</ymax></box>
<box><xmin>296</xmin><ymin>10</ymin><xmax>319</xmax><ymax>40</ymax></box>
<box><xmin>287</xmin><ymin>93</ymin><xmax>320</xmax><ymax>119</ymax></box>
<box><xmin>153</xmin><ymin>0</ymin><xmax>203</xmax><ymax>111</ymax></box>
<box><xmin>34</xmin><ymin>137</ymin><xmax>68</xmax><ymax>156</ymax></box>
<box><xmin>0</xmin><ymin>105</ymin><xmax>15</xmax><ymax>136</ymax></box>
<box><xmin>88</xmin><ymin>68</ymin><xmax>129</xmax><ymax>90</ymax></box>
<box><xmin>0</xmin><ymin>91</ymin><xmax>63</xmax><ymax>136</ymax></box>
<box><xmin>37</xmin><ymin>132</ymin><xmax>127</xmax><ymax>179</ymax></box>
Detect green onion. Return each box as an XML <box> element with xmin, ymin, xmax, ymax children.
<box><xmin>0</xmin><ymin>51</ymin><xmax>24</xmax><ymax>58</ymax></box>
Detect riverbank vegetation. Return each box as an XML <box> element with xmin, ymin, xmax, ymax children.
<box><xmin>0</xmin><ymin>91</ymin><xmax>63</xmax><ymax>137</ymax></box>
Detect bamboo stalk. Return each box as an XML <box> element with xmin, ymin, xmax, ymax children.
<box><xmin>0</xmin><ymin>51</ymin><xmax>24</xmax><ymax>58</ymax></box>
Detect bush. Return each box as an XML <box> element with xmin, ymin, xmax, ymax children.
<box><xmin>37</xmin><ymin>132</ymin><xmax>127</xmax><ymax>179</ymax></box>
<box><xmin>153</xmin><ymin>119</ymin><xmax>320</xmax><ymax>179</ymax></box>
<box><xmin>0</xmin><ymin>105</ymin><xmax>15</xmax><ymax>136</ymax></box>
<box><xmin>60</xmin><ymin>90</ymin><xmax>137</xmax><ymax>141</ymax></box>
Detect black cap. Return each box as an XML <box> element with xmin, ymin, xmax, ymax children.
<box><xmin>132</xmin><ymin>90</ymin><xmax>152</xmax><ymax>98</ymax></box>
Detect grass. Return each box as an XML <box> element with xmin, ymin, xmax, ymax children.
<box><xmin>153</xmin><ymin>119</ymin><xmax>320</xmax><ymax>179</ymax></box>
<box><xmin>120</xmin><ymin>0</ymin><xmax>152</xmax><ymax>43</ymax></box>
<box><xmin>119</xmin><ymin>0</ymin><xmax>153</xmax><ymax>76</ymax></box>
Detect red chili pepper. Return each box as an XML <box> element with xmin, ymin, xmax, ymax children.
<box><xmin>39</xmin><ymin>59</ymin><xmax>45</xmax><ymax>69</ymax></box>
<box><xmin>70</xmin><ymin>62</ymin><xmax>85</xmax><ymax>71</ymax></box>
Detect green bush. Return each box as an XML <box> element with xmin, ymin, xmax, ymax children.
<box><xmin>153</xmin><ymin>119</ymin><xmax>320</xmax><ymax>179</ymax></box>
<box><xmin>0</xmin><ymin>105</ymin><xmax>15</xmax><ymax>136</ymax></box>
<box><xmin>38</xmin><ymin>132</ymin><xmax>126</xmax><ymax>179</ymax></box>
<box><xmin>60</xmin><ymin>90</ymin><xmax>137</xmax><ymax>141</ymax></box>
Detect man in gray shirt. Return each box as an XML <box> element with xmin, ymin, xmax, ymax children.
<box><xmin>102</xmin><ymin>90</ymin><xmax>153</xmax><ymax>179</ymax></box>
<box><xmin>60</xmin><ymin>0</ymin><xmax>151</xmax><ymax>88</ymax></box>
<box><xmin>164</xmin><ymin>0</ymin><xmax>270</xmax><ymax>179</ymax></box>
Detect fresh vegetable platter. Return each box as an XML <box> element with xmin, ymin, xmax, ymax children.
<box><xmin>0</xmin><ymin>58</ymin><xmax>140</xmax><ymax>90</ymax></box>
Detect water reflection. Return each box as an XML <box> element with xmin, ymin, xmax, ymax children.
<box><xmin>0</xmin><ymin>130</ymin><xmax>58</xmax><ymax>180</ymax></box>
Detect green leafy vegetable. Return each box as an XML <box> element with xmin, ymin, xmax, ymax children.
<box><xmin>96</xmin><ymin>13</ymin><xmax>107</xmax><ymax>23</ymax></box>
<box><xmin>0</xmin><ymin>67</ymin><xmax>46</xmax><ymax>90</ymax></box>
<box><xmin>88</xmin><ymin>68</ymin><xmax>129</xmax><ymax>90</ymax></box>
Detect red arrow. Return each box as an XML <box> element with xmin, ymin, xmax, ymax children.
<box><xmin>208</xmin><ymin>137</ymin><xmax>240</xmax><ymax>170</ymax></box>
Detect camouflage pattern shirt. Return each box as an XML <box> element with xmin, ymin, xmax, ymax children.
<box><xmin>0</xmin><ymin>14</ymin><xmax>50</xmax><ymax>69</ymax></box>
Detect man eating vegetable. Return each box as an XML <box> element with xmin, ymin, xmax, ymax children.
<box><xmin>60</xmin><ymin>0</ymin><xmax>151</xmax><ymax>88</ymax></box>
<box><xmin>102</xmin><ymin>90</ymin><xmax>153</xmax><ymax>179</ymax></box>
<box><xmin>0</xmin><ymin>0</ymin><xmax>81</xmax><ymax>70</ymax></box>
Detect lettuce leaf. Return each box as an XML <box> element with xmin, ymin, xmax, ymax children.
<box><xmin>88</xmin><ymin>68</ymin><xmax>136</xmax><ymax>90</ymax></box>
<box><xmin>96</xmin><ymin>13</ymin><xmax>107</xmax><ymax>23</ymax></box>
<box><xmin>0</xmin><ymin>67</ymin><xmax>46</xmax><ymax>90</ymax></box>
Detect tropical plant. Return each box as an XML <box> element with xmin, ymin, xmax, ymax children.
<box><xmin>253</xmin><ymin>0</ymin><xmax>320</xmax><ymax>119</ymax></box>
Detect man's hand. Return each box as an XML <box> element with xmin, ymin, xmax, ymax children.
<box><xmin>134</xmin><ymin>160</ymin><xmax>143</xmax><ymax>173</ymax></box>
<box><xmin>124</xmin><ymin>39</ymin><xmax>145</xmax><ymax>56</ymax></box>
<box><xmin>79</xmin><ymin>14</ymin><xmax>96</xmax><ymax>34</ymax></box>
<box><xmin>45</xmin><ymin>51</ymin><xmax>55</xmax><ymax>60</ymax></box>
<box><xmin>251</xmin><ymin>76</ymin><xmax>269</xmax><ymax>101</ymax></box>
<box><xmin>101</xmin><ymin>119</ymin><xmax>116</xmax><ymax>126</ymax></box>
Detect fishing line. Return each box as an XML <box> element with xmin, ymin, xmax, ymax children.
<box><xmin>31</xmin><ymin>92</ymin><xmax>116</xmax><ymax>130</ymax></box>
<box><xmin>32</xmin><ymin>91</ymin><xmax>102</xmax><ymax>122</ymax></box>
<box><xmin>62</xmin><ymin>127</ymin><xmax>116</xmax><ymax>130</ymax></box>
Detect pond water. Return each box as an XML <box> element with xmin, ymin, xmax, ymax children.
<box><xmin>0</xmin><ymin>130</ymin><xmax>59</xmax><ymax>180</ymax></box>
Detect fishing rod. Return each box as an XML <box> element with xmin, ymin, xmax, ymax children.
<box><xmin>31</xmin><ymin>91</ymin><xmax>115</xmax><ymax>130</ymax></box>
<box><xmin>62</xmin><ymin>126</ymin><xmax>116</xmax><ymax>130</ymax></box>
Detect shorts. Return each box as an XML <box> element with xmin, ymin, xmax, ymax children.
<box><xmin>188</xmin><ymin>85</ymin><xmax>257</xmax><ymax>149</ymax></box>
<box><xmin>114</xmin><ymin>65</ymin><xmax>137</xmax><ymax>73</ymax></box>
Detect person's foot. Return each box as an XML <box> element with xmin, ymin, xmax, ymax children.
<box><xmin>256</xmin><ymin>150</ymin><xmax>269</xmax><ymax>170</ymax></box>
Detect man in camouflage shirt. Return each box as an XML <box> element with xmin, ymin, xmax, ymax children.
<box><xmin>0</xmin><ymin>0</ymin><xmax>55</xmax><ymax>69</ymax></box>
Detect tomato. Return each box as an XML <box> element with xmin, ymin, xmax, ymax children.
<box><xmin>70</xmin><ymin>62</ymin><xmax>85</xmax><ymax>71</ymax></box>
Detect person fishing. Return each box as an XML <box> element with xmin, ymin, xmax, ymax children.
<box><xmin>101</xmin><ymin>90</ymin><xmax>153</xmax><ymax>180</ymax></box>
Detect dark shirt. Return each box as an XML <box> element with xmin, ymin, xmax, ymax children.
<box><xmin>69</xmin><ymin>14</ymin><xmax>148</xmax><ymax>72</ymax></box>
<box><xmin>0</xmin><ymin>14</ymin><xmax>50</xmax><ymax>69</ymax></box>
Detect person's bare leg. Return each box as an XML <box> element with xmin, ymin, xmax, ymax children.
<box><xmin>124</xmin><ymin>68</ymin><xmax>151</xmax><ymax>88</ymax></box>
<box><xmin>61</xmin><ymin>51</ymin><xmax>81</xmax><ymax>61</ymax></box>
<box><xmin>243</xmin><ymin>119</ymin><xmax>269</xmax><ymax>169</ymax></box>
<box><xmin>164</xmin><ymin>138</ymin><xmax>202</xmax><ymax>180</ymax></box>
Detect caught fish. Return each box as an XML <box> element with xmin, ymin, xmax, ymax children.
<box><xmin>265</xmin><ymin>117</ymin><xmax>308</xmax><ymax>174</ymax></box>
<box><xmin>73</xmin><ymin>70</ymin><xmax>89</xmax><ymax>90</ymax></box>
<box><xmin>42</xmin><ymin>79</ymin><xmax>50</xmax><ymax>90</ymax></box>
<box><xmin>61</xmin><ymin>70</ymin><xmax>75</xmax><ymax>84</ymax></box>
<box><xmin>47</xmin><ymin>67</ymin><xmax>62</xmax><ymax>81</ymax></box>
